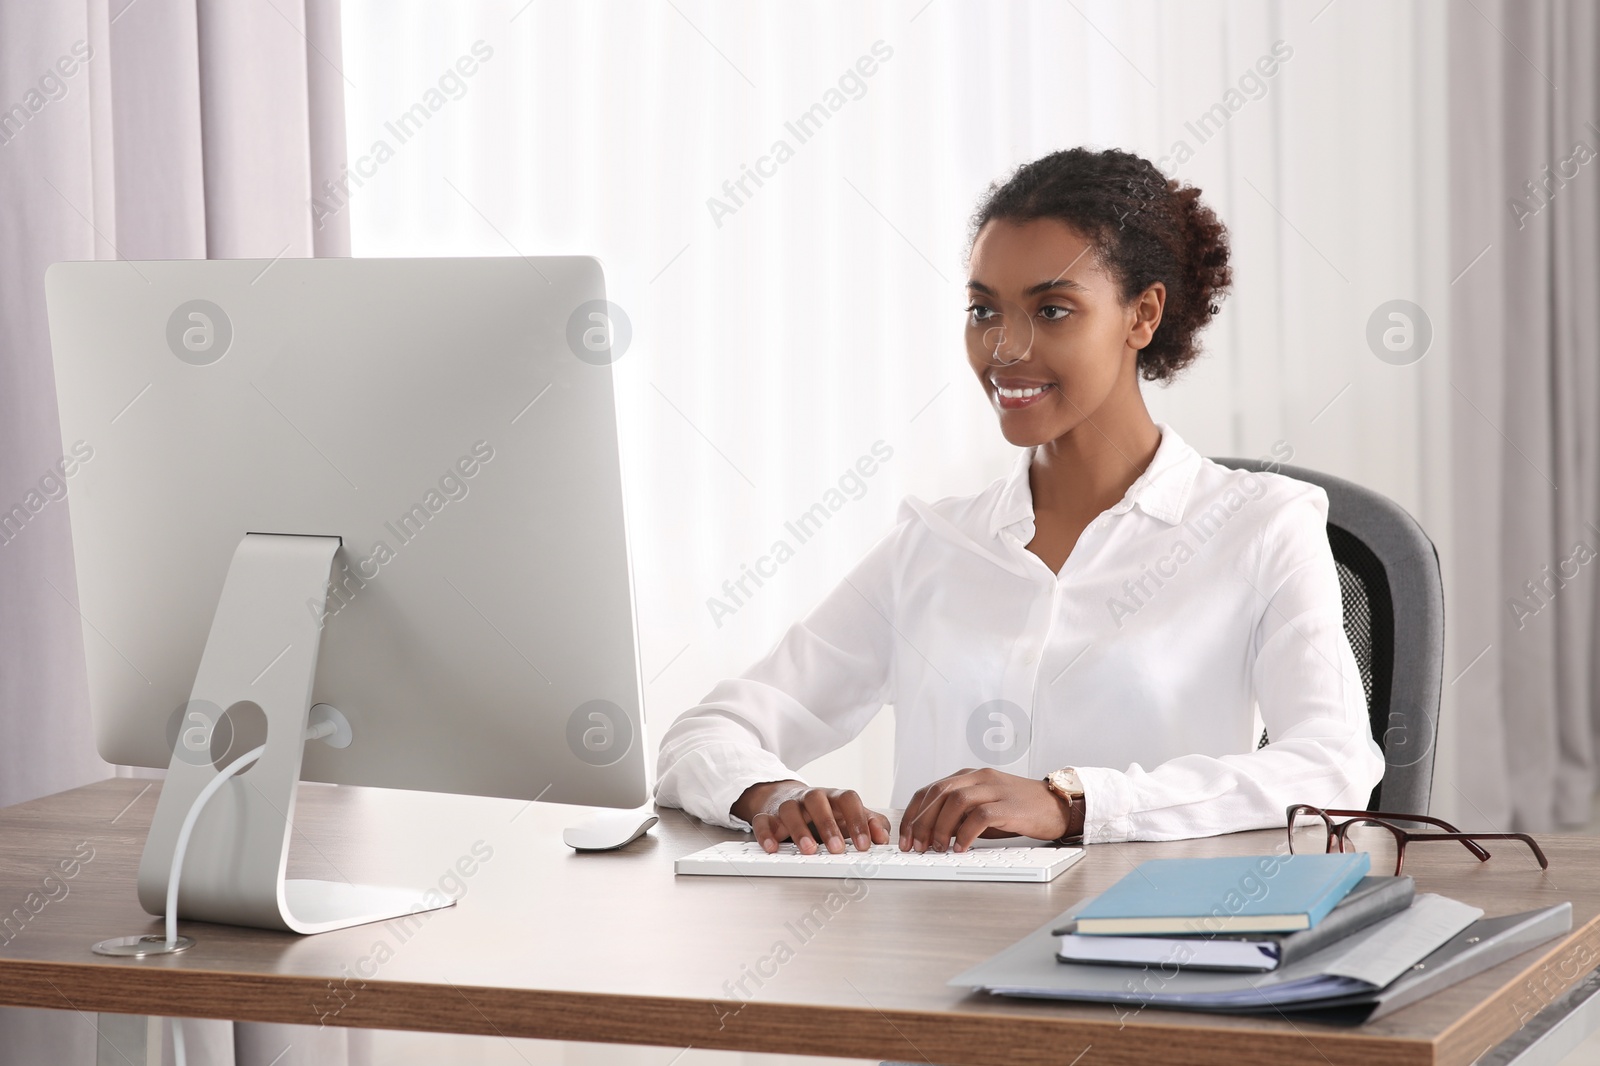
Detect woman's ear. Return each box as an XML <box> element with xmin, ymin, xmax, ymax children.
<box><xmin>1126</xmin><ymin>282</ymin><xmax>1166</xmax><ymax>351</ymax></box>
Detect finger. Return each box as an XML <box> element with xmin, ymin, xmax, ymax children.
<box><xmin>931</xmin><ymin>786</ymin><xmax>985</xmax><ymax>852</ymax></box>
<box><xmin>803</xmin><ymin>790</ymin><xmax>847</xmax><ymax>854</ymax></box>
<box><xmin>900</xmin><ymin>784</ymin><xmax>933</xmax><ymax>850</ymax></box>
<box><xmin>915</xmin><ymin>768</ymin><xmax>985</xmax><ymax>851</ymax></box>
<box><xmin>907</xmin><ymin>783</ymin><xmax>953</xmax><ymax>852</ymax></box>
<box><xmin>953</xmin><ymin>801</ymin><xmax>1003</xmax><ymax>851</ymax></box>
<box><xmin>777</xmin><ymin>799</ymin><xmax>819</xmax><ymax>854</ymax></box>
<box><xmin>833</xmin><ymin>790</ymin><xmax>871</xmax><ymax>851</ymax></box>
<box><xmin>909</xmin><ymin>771</ymin><xmax>981</xmax><ymax>850</ymax></box>
<box><xmin>867</xmin><ymin>809</ymin><xmax>892</xmax><ymax>845</ymax></box>
<box><xmin>903</xmin><ymin>774</ymin><xmax>964</xmax><ymax>850</ymax></box>
<box><xmin>751</xmin><ymin>812</ymin><xmax>786</xmax><ymax>853</ymax></box>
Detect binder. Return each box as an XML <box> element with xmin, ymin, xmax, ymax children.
<box><xmin>1273</xmin><ymin>903</ymin><xmax>1575</xmax><ymax>1023</ymax></box>
<box><xmin>949</xmin><ymin>894</ymin><xmax>1571</xmax><ymax>1021</ymax></box>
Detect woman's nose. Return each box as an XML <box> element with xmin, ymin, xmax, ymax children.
<box><xmin>986</xmin><ymin>318</ymin><xmax>1032</xmax><ymax>364</ymax></box>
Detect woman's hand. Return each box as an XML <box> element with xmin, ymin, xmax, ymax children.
<box><xmin>732</xmin><ymin>780</ymin><xmax>892</xmax><ymax>854</ymax></box>
<box><xmin>900</xmin><ymin>767</ymin><xmax>1072</xmax><ymax>852</ymax></box>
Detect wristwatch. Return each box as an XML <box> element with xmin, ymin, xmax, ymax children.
<box><xmin>1043</xmin><ymin>767</ymin><xmax>1086</xmax><ymax>845</ymax></box>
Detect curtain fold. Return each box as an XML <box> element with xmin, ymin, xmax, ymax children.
<box><xmin>1448</xmin><ymin>0</ymin><xmax>1600</xmax><ymax>833</ymax></box>
<box><xmin>0</xmin><ymin>0</ymin><xmax>350</xmax><ymax>1061</ymax></box>
<box><xmin>0</xmin><ymin>1</ymin><xmax>121</xmax><ymax>1057</ymax></box>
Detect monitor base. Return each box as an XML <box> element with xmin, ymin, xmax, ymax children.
<box><xmin>280</xmin><ymin>878</ymin><xmax>454</xmax><ymax>932</ymax></box>
<box><xmin>133</xmin><ymin>533</ymin><xmax>452</xmax><ymax>936</ymax></box>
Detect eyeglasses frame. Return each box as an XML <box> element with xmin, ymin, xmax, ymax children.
<box><xmin>1284</xmin><ymin>804</ymin><xmax>1548</xmax><ymax>875</ymax></box>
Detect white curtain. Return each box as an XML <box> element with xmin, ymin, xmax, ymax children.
<box><xmin>334</xmin><ymin>0</ymin><xmax>1452</xmax><ymax>1059</ymax></box>
<box><xmin>28</xmin><ymin>0</ymin><xmax>1577</xmax><ymax>1062</ymax></box>
<box><xmin>339</xmin><ymin>0</ymin><xmax>1452</xmax><ymax>804</ymax></box>
<box><xmin>0</xmin><ymin>0</ymin><xmax>349</xmax><ymax>1062</ymax></box>
<box><xmin>1447</xmin><ymin>0</ymin><xmax>1600</xmax><ymax>834</ymax></box>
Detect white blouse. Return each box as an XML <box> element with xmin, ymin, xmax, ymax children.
<box><xmin>653</xmin><ymin>424</ymin><xmax>1386</xmax><ymax>844</ymax></box>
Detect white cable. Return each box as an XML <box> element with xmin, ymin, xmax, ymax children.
<box><xmin>162</xmin><ymin>719</ymin><xmax>338</xmax><ymax>1066</ymax></box>
<box><xmin>165</xmin><ymin>720</ymin><xmax>336</xmax><ymax>946</ymax></box>
<box><xmin>166</xmin><ymin>742</ymin><xmax>265</xmax><ymax>946</ymax></box>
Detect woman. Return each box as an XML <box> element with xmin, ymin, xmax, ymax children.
<box><xmin>654</xmin><ymin>146</ymin><xmax>1385</xmax><ymax>856</ymax></box>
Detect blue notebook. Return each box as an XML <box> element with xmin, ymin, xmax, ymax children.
<box><xmin>1072</xmin><ymin>853</ymin><xmax>1370</xmax><ymax>935</ymax></box>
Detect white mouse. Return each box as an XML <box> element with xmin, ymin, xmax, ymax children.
<box><xmin>563</xmin><ymin>810</ymin><xmax>659</xmax><ymax>851</ymax></box>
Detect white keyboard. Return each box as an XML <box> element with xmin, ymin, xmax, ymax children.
<box><xmin>674</xmin><ymin>841</ymin><xmax>1084</xmax><ymax>882</ymax></box>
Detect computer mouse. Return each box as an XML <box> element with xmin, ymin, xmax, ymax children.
<box><xmin>564</xmin><ymin>810</ymin><xmax>659</xmax><ymax>851</ymax></box>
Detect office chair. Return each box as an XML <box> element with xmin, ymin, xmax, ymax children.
<box><xmin>1210</xmin><ymin>458</ymin><xmax>1444</xmax><ymax>815</ymax></box>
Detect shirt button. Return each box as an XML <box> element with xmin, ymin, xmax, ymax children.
<box><xmin>1023</xmin><ymin>652</ymin><xmax>1037</xmax><ymax>665</ymax></box>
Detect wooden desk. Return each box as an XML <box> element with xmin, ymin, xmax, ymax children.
<box><xmin>0</xmin><ymin>778</ymin><xmax>1594</xmax><ymax>1066</ymax></box>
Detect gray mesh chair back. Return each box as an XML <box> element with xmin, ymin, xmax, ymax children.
<box><xmin>1211</xmin><ymin>458</ymin><xmax>1443</xmax><ymax>815</ymax></box>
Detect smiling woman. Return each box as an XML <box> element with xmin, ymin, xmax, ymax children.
<box><xmin>961</xmin><ymin>147</ymin><xmax>1233</xmax><ymax>572</ymax></box>
<box><xmin>654</xmin><ymin>145</ymin><xmax>1385</xmax><ymax>855</ymax></box>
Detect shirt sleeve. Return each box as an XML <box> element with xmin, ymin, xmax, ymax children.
<box><xmin>652</xmin><ymin>511</ymin><xmax>911</xmax><ymax>829</ymax></box>
<box><xmin>1074</xmin><ymin>483</ymin><xmax>1388</xmax><ymax>843</ymax></box>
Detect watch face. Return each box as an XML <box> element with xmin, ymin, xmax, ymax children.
<box><xmin>1052</xmin><ymin>768</ymin><xmax>1083</xmax><ymax>795</ymax></box>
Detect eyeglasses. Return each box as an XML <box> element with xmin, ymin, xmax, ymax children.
<box><xmin>1285</xmin><ymin>804</ymin><xmax>1549</xmax><ymax>875</ymax></box>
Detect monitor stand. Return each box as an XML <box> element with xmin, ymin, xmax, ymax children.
<box><xmin>132</xmin><ymin>533</ymin><xmax>453</xmax><ymax>936</ymax></box>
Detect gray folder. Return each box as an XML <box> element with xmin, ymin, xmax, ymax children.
<box><xmin>950</xmin><ymin>893</ymin><xmax>1571</xmax><ymax>1023</ymax></box>
<box><xmin>1272</xmin><ymin>903</ymin><xmax>1574</xmax><ymax>1024</ymax></box>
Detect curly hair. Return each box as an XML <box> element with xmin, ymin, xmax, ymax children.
<box><xmin>967</xmin><ymin>147</ymin><xmax>1233</xmax><ymax>383</ymax></box>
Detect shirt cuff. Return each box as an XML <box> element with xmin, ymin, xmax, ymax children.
<box><xmin>714</xmin><ymin>771</ymin><xmax>812</xmax><ymax>832</ymax></box>
<box><xmin>656</xmin><ymin>742</ymin><xmax>807</xmax><ymax>831</ymax></box>
<box><xmin>1073</xmin><ymin>765</ymin><xmax>1137</xmax><ymax>844</ymax></box>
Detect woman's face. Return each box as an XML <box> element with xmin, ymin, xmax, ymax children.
<box><xmin>965</xmin><ymin>217</ymin><xmax>1163</xmax><ymax>448</ymax></box>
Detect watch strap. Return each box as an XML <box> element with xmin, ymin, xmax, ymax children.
<box><xmin>1042</xmin><ymin>773</ymin><xmax>1086</xmax><ymax>845</ymax></box>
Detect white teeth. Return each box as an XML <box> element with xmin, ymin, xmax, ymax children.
<box><xmin>998</xmin><ymin>385</ymin><xmax>1049</xmax><ymax>399</ymax></box>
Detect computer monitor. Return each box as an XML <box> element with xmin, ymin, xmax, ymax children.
<box><xmin>45</xmin><ymin>256</ymin><xmax>647</xmax><ymax>937</ymax></box>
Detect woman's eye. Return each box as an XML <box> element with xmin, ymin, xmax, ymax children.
<box><xmin>1039</xmin><ymin>305</ymin><xmax>1072</xmax><ymax>321</ymax></box>
<box><xmin>966</xmin><ymin>304</ymin><xmax>996</xmax><ymax>322</ymax></box>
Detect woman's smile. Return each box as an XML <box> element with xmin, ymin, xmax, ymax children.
<box><xmin>991</xmin><ymin>377</ymin><xmax>1057</xmax><ymax>410</ymax></box>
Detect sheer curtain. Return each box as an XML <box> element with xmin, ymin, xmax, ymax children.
<box><xmin>0</xmin><ymin>0</ymin><xmax>348</xmax><ymax>1062</ymax></box>
<box><xmin>337</xmin><ymin>0</ymin><xmax>1453</xmax><ymax>1059</ymax></box>
<box><xmin>0</xmin><ymin>0</ymin><xmax>1462</xmax><ymax>1062</ymax></box>
<box><xmin>340</xmin><ymin>0</ymin><xmax>1453</xmax><ymax>805</ymax></box>
<box><xmin>1447</xmin><ymin>0</ymin><xmax>1600</xmax><ymax>834</ymax></box>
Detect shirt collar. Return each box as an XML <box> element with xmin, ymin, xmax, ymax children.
<box><xmin>988</xmin><ymin>422</ymin><xmax>1201</xmax><ymax>538</ymax></box>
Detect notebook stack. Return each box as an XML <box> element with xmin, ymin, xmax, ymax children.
<box><xmin>1057</xmin><ymin>853</ymin><xmax>1401</xmax><ymax>973</ymax></box>
<box><xmin>949</xmin><ymin>852</ymin><xmax>1573</xmax><ymax>1022</ymax></box>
